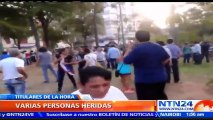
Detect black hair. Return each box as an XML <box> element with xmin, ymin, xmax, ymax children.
<box><xmin>156</xmin><ymin>41</ymin><xmax>165</xmax><ymax>46</ymax></box>
<box><xmin>167</xmin><ymin>39</ymin><xmax>173</xmax><ymax>44</ymax></box>
<box><xmin>78</xmin><ymin>60</ymin><xmax>86</xmax><ymax>72</ymax></box>
<box><xmin>135</xmin><ymin>30</ymin><xmax>150</xmax><ymax>42</ymax></box>
<box><xmin>58</xmin><ymin>48</ymin><xmax>66</xmax><ymax>55</ymax></box>
<box><xmin>110</xmin><ymin>45</ymin><xmax>115</xmax><ymax>47</ymax></box>
<box><xmin>84</xmin><ymin>48</ymin><xmax>90</xmax><ymax>54</ymax></box>
<box><xmin>79</xmin><ymin>66</ymin><xmax>112</xmax><ymax>86</ymax></box>
<box><xmin>38</xmin><ymin>47</ymin><xmax>47</xmax><ymax>52</ymax></box>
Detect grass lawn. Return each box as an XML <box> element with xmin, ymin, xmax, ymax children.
<box><xmin>179</xmin><ymin>58</ymin><xmax>213</xmax><ymax>84</ymax></box>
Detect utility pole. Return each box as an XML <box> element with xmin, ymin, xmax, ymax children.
<box><xmin>93</xmin><ymin>2</ymin><xmax>99</xmax><ymax>47</ymax></box>
<box><xmin>119</xmin><ymin>3</ymin><xmax>125</xmax><ymax>46</ymax></box>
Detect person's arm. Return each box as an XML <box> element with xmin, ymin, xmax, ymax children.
<box><xmin>123</xmin><ymin>43</ymin><xmax>137</xmax><ymax>64</ymax></box>
<box><xmin>0</xmin><ymin>62</ymin><xmax>2</xmax><ymax>73</ymax></box>
<box><xmin>16</xmin><ymin>59</ymin><xmax>28</xmax><ymax>79</ymax></box>
<box><xmin>64</xmin><ymin>60</ymin><xmax>79</xmax><ymax>65</ymax></box>
<box><xmin>54</xmin><ymin>55</ymin><xmax>62</xmax><ymax>65</ymax></box>
<box><xmin>161</xmin><ymin>48</ymin><xmax>170</xmax><ymax>65</ymax></box>
<box><xmin>83</xmin><ymin>55</ymin><xmax>89</xmax><ymax>68</ymax></box>
<box><xmin>59</xmin><ymin>58</ymin><xmax>69</xmax><ymax>72</ymax></box>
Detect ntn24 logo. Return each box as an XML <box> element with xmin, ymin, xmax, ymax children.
<box><xmin>158</xmin><ymin>100</ymin><xmax>193</xmax><ymax>107</ymax></box>
<box><xmin>157</xmin><ymin>100</ymin><xmax>213</xmax><ymax>111</ymax></box>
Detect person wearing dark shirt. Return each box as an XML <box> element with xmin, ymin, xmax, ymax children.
<box><xmin>64</xmin><ymin>55</ymin><xmax>75</xmax><ymax>75</ymax></box>
<box><xmin>201</xmin><ymin>41</ymin><xmax>210</xmax><ymax>63</ymax></box>
<box><xmin>123</xmin><ymin>30</ymin><xmax>170</xmax><ymax>100</ymax></box>
<box><xmin>78</xmin><ymin>47</ymin><xmax>85</xmax><ymax>60</ymax></box>
<box><xmin>55</xmin><ymin>48</ymin><xmax>77</xmax><ymax>92</ymax></box>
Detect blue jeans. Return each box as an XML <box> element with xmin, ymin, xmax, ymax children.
<box><xmin>109</xmin><ymin>58</ymin><xmax>117</xmax><ymax>69</ymax></box>
<box><xmin>183</xmin><ymin>54</ymin><xmax>191</xmax><ymax>64</ymax></box>
<box><xmin>4</xmin><ymin>79</ymin><xmax>26</xmax><ymax>94</ymax></box>
<box><xmin>41</xmin><ymin>64</ymin><xmax>58</xmax><ymax>82</ymax></box>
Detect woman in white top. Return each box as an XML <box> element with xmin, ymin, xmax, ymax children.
<box><xmin>83</xmin><ymin>48</ymin><xmax>97</xmax><ymax>67</ymax></box>
<box><xmin>72</xmin><ymin>66</ymin><xmax>128</xmax><ymax>100</ymax></box>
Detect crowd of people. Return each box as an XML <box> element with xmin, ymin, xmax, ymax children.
<box><xmin>0</xmin><ymin>30</ymin><xmax>211</xmax><ymax>100</ymax></box>
<box><xmin>183</xmin><ymin>41</ymin><xmax>210</xmax><ymax>65</ymax></box>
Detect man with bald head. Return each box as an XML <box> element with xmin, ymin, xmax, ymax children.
<box><xmin>0</xmin><ymin>48</ymin><xmax>28</xmax><ymax>94</ymax></box>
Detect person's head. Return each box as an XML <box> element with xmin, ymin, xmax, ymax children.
<box><xmin>58</xmin><ymin>48</ymin><xmax>69</xmax><ymax>56</ymax></box>
<box><xmin>203</xmin><ymin>41</ymin><xmax>208</xmax><ymax>44</ymax></box>
<box><xmin>135</xmin><ymin>30</ymin><xmax>150</xmax><ymax>42</ymax></box>
<box><xmin>8</xmin><ymin>48</ymin><xmax>21</xmax><ymax>58</ymax></box>
<box><xmin>156</xmin><ymin>41</ymin><xmax>165</xmax><ymax>46</ymax></box>
<box><xmin>97</xmin><ymin>47</ymin><xmax>102</xmax><ymax>52</ymax></box>
<box><xmin>84</xmin><ymin>48</ymin><xmax>91</xmax><ymax>54</ymax></box>
<box><xmin>78</xmin><ymin>47</ymin><xmax>84</xmax><ymax>53</ymax></box>
<box><xmin>79</xmin><ymin>66</ymin><xmax>112</xmax><ymax>98</ymax></box>
<box><xmin>184</xmin><ymin>43</ymin><xmax>189</xmax><ymax>46</ymax></box>
<box><xmin>167</xmin><ymin>39</ymin><xmax>174</xmax><ymax>44</ymax></box>
<box><xmin>38</xmin><ymin>47</ymin><xmax>47</xmax><ymax>53</ymax></box>
<box><xmin>194</xmin><ymin>41</ymin><xmax>199</xmax><ymax>44</ymax></box>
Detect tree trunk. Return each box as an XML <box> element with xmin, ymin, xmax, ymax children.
<box><xmin>119</xmin><ymin>3</ymin><xmax>125</xmax><ymax>45</ymax></box>
<box><xmin>17</xmin><ymin>39</ymin><xmax>21</xmax><ymax>49</ymax></box>
<box><xmin>28</xmin><ymin>16</ymin><xmax>40</xmax><ymax>49</ymax></box>
<box><xmin>94</xmin><ymin>3</ymin><xmax>99</xmax><ymax>47</ymax></box>
<box><xmin>83</xmin><ymin>35</ymin><xmax>87</xmax><ymax>46</ymax></box>
<box><xmin>37</xmin><ymin>10</ymin><xmax>49</xmax><ymax>48</ymax></box>
<box><xmin>117</xmin><ymin>27</ymin><xmax>120</xmax><ymax>44</ymax></box>
<box><xmin>42</xmin><ymin>23</ymin><xmax>49</xmax><ymax>48</ymax></box>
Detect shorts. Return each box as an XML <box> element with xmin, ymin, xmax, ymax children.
<box><xmin>120</xmin><ymin>73</ymin><xmax>131</xmax><ymax>76</ymax></box>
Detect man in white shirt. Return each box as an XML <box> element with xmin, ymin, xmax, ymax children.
<box><xmin>95</xmin><ymin>47</ymin><xmax>106</xmax><ymax>68</ymax></box>
<box><xmin>157</xmin><ymin>41</ymin><xmax>172</xmax><ymax>83</ymax></box>
<box><xmin>0</xmin><ymin>48</ymin><xmax>28</xmax><ymax>94</ymax></box>
<box><xmin>84</xmin><ymin>48</ymin><xmax>97</xmax><ymax>67</ymax></box>
<box><xmin>192</xmin><ymin>42</ymin><xmax>202</xmax><ymax>64</ymax></box>
<box><xmin>72</xmin><ymin>66</ymin><xmax>128</xmax><ymax>100</ymax></box>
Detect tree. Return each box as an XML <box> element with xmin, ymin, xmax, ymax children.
<box><xmin>0</xmin><ymin>2</ymin><xmax>31</xmax><ymax>49</ymax></box>
<box><xmin>111</xmin><ymin>2</ymin><xmax>126</xmax><ymax>45</ymax></box>
<box><xmin>92</xmin><ymin>2</ymin><xmax>105</xmax><ymax>47</ymax></box>
<box><xmin>60</xmin><ymin>2</ymin><xmax>105</xmax><ymax>46</ymax></box>
<box><xmin>138</xmin><ymin>18</ymin><xmax>162</xmax><ymax>35</ymax></box>
<box><xmin>166</xmin><ymin>5</ymin><xmax>183</xmax><ymax>42</ymax></box>
<box><xmin>33</xmin><ymin>2</ymin><xmax>74</xmax><ymax>47</ymax></box>
<box><xmin>174</xmin><ymin>3</ymin><xmax>213</xmax><ymax>43</ymax></box>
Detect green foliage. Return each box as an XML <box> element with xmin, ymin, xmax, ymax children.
<box><xmin>166</xmin><ymin>3</ymin><xmax>213</xmax><ymax>43</ymax></box>
<box><xmin>48</xmin><ymin>28</ymin><xmax>65</xmax><ymax>49</ymax></box>
<box><xmin>0</xmin><ymin>2</ymin><xmax>106</xmax><ymax>48</ymax></box>
<box><xmin>152</xmin><ymin>35</ymin><xmax>168</xmax><ymax>42</ymax></box>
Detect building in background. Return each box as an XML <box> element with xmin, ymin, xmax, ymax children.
<box><xmin>1</xmin><ymin>36</ymin><xmax>43</xmax><ymax>51</ymax></box>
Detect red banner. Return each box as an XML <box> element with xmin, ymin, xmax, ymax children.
<box><xmin>0</xmin><ymin>100</ymin><xmax>156</xmax><ymax>112</ymax></box>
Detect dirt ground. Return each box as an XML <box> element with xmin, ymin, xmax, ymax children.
<box><xmin>0</xmin><ymin>64</ymin><xmax>213</xmax><ymax>100</ymax></box>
